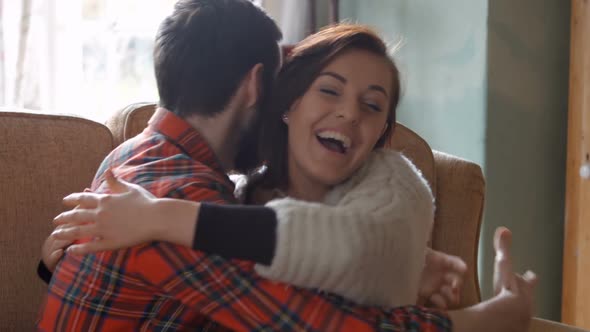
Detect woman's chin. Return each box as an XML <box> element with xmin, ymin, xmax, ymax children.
<box><xmin>311</xmin><ymin>171</ymin><xmax>351</xmax><ymax>188</ymax></box>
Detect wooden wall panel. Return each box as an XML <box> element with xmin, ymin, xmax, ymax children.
<box><xmin>562</xmin><ymin>0</ymin><xmax>590</xmax><ymax>327</ymax></box>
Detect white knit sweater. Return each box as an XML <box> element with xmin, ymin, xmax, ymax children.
<box><xmin>235</xmin><ymin>149</ymin><xmax>435</xmax><ymax>308</ymax></box>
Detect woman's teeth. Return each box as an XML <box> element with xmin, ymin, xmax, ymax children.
<box><xmin>316</xmin><ymin>131</ymin><xmax>351</xmax><ymax>149</ymax></box>
<box><xmin>316</xmin><ymin>131</ymin><xmax>351</xmax><ymax>154</ymax></box>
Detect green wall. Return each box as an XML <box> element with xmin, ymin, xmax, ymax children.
<box><xmin>482</xmin><ymin>0</ymin><xmax>570</xmax><ymax>321</ymax></box>
<box><xmin>341</xmin><ymin>0</ymin><xmax>570</xmax><ymax>320</ymax></box>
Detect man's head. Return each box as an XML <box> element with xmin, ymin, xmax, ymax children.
<box><xmin>154</xmin><ymin>0</ymin><xmax>282</xmax><ymax>118</ymax></box>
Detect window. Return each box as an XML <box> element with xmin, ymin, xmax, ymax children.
<box><xmin>0</xmin><ymin>0</ymin><xmax>299</xmax><ymax>122</ymax></box>
<box><xmin>1</xmin><ymin>0</ymin><xmax>175</xmax><ymax>122</ymax></box>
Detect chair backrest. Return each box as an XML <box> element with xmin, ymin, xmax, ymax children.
<box><xmin>431</xmin><ymin>150</ymin><xmax>484</xmax><ymax>307</ymax></box>
<box><xmin>0</xmin><ymin>111</ymin><xmax>113</xmax><ymax>330</ymax></box>
<box><xmin>386</xmin><ymin>124</ymin><xmax>437</xmax><ymax>197</ymax></box>
<box><xmin>106</xmin><ymin>102</ymin><xmax>484</xmax><ymax>307</ymax></box>
<box><xmin>105</xmin><ymin>102</ymin><xmax>156</xmax><ymax>147</ymax></box>
<box><xmin>389</xmin><ymin>125</ymin><xmax>484</xmax><ymax>307</ymax></box>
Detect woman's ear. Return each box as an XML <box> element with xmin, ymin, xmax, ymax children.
<box><xmin>283</xmin><ymin>98</ymin><xmax>302</xmax><ymax>124</ymax></box>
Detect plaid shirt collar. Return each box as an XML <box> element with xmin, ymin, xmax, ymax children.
<box><xmin>148</xmin><ymin>107</ymin><xmax>226</xmax><ymax>176</ymax></box>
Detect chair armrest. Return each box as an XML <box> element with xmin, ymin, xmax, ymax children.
<box><xmin>530</xmin><ymin>318</ymin><xmax>589</xmax><ymax>332</ymax></box>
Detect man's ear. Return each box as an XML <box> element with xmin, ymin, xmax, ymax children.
<box><xmin>244</xmin><ymin>63</ymin><xmax>264</xmax><ymax>109</ymax></box>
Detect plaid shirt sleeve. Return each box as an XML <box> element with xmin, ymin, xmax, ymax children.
<box><xmin>132</xmin><ymin>182</ymin><xmax>453</xmax><ymax>332</ymax></box>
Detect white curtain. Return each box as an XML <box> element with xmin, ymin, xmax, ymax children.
<box><xmin>0</xmin><ymin>0</ymin><xmax>175</xmax><ymax>122</ymax></box>
<box><xmin>1</xmin><ymin>0</ymin><xmax>48</xmax><ymax>111</ymax></box>
<box><xmin>13</xmin><ymin>0</ymin><xmax>32</xmax><ymax>107</ymax></box>
<box><xmin>264</xmin><ymin>0</ymin><xmax>310</xmax><ymax>45</ymax></box>
<box><xmin>0</xmin><ymin>0</ymin><xmax>5</xmax><ymax>106</ymax></box>
<box><xmin>279</xmin><ymin>0</ymin><xmax>309</xmax><ymax>44</ymax></box>
<box><xmin>0</xmin><ymin>0</ymin><xmax>315</xmax><ymax>121</ymax></box>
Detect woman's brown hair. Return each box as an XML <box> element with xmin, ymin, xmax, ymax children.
<box><xmin>257</xmin><ymin>24</ymin><xmax>401</xmax><ymax>190</ymax></box>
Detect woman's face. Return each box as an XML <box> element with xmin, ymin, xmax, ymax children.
<box><xmin>286</xmin><ymin>49</ymin><xmax>393</xmax><ymax>190</ymax></box>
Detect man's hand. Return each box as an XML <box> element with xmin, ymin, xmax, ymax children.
<box><xmin>417</xmin><ymin>248</ymin><xmax>467</xmax><ymax>309</ymax></box>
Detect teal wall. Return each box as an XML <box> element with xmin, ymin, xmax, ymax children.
<box><xmin>341</xmin><ymin>0</ymin><xmax>570</xmax><ymax>321</ymax></box>
<box><xmin>340</xmin><ymin>0</ymin><xmax>488</xmax><ymax>166</ymax></box>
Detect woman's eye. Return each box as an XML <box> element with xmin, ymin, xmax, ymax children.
<box><xmin>365</xmin><ymin>103</ymin><xmax>381</xmax><ymax>112</ymax></box>
<box><xmin>320</xmin><ymin>88</ymin><xmax>339</xmax><ymax>96</ymax></box>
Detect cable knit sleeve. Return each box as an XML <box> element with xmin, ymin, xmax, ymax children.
<box><xmin>254</xmin><ymin>149</ymin><xmax>435</xmax><ymax>307</ymax></box>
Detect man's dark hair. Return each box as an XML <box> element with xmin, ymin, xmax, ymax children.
<box><xmin>154</xmin><ymin>0</ymin><xmax>282</xmax><ymax>117</ymax></box>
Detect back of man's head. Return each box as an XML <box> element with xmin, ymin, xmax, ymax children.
<box><xmin>154</xmin><ymin>0</ymin><xmax>282</xmax><ymax>117</ymax></box>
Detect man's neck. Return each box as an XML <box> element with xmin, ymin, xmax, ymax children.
<box><xmin>184</xmin><ymin>111</ymin><xmax>240</xmax><ymax>171</ymax></box>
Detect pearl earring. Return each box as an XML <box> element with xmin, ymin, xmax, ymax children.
<box><xmin>282</xmin><ymin>113</ymin><xmax>289</xmax><ymax>123</ymax></box>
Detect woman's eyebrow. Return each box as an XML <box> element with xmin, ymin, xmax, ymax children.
<box><xmin>318</xmin><ymin>71</ymin><xmax>346</xmax><ymax>83</ymax></box>
<box><xmin>318</xmin><ymin>71</ymin><xmax>389</xmax><ymax>97</ymax></box>
<box><xmin>369</xmin><ymin>85</ymin><xmax>388</xmax><ymax>97</ymax></box>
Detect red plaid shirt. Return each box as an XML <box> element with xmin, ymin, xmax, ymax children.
<box><xmin>37</xmin><ymin>108</ymin><xmax>452</xmax><ymax>331</ymax></box>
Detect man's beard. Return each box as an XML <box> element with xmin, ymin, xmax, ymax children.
<box><xmin>233</xmin><ymin>115</ymin><xmax>262</xmax><ymax>174</ymax></box>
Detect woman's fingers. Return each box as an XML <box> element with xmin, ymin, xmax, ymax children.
<box><xmin>440</xmin><ymin>284</ymin><xmax>459</xmax><ymax>306</ymax></box>
<box><xmin>61</xmin><ymin>170</ymin><xmax>134</xmax><ymax>208</ymax></box>
<box><xmin>493</xmin><ymin>226</ymin><xmax>514</xmax><ymax>295</ymax></box>
<box><xmin>445</xmin><ymin>271</ymin><xmax>463</xmax><ymax>291</ymax></box>
<box><xmin>446</xmin><ymin>254</ymin><xmax>467</xmax><ymax>275</ymax></box>
<box><xmin>105</xmin><ymin>168</ymin><xmax>151</xmax><ymax>196</ymax></box>
<box><xmin>62</xmin><ymin>193</ymin><xmax>102</xmax><ymax>208</ymax></box>
<box><xmin>53</xmin><ymin>209</ymin><xmax>97</xmax><ymax>226</ymax></box>
<box><xmin>428</xmin><ymin>293</ymin><xmax>448</xmax><ymax>310</ymax></box>
<box><xmin>50</xmin><ymin>237</ymin><xmax>74</xmax><ymax>252</ymax></box>
<box><xmin>49</xmin><ymin>248</ymin><xmax>65</xmax><ymax>262</ymax></box>
<box><xmin>511</xmin><ymin>271</ymin><xmax>538</xmax><ymax>318</ymax></box>
<box><xmin>104</xmin><ymin>168</ymin><xmax>132</xmax><ymax>194</ymax></box>
<box><xmin>67</xmin><ymin>241</ymin><xmax>109</xmax><ymax>256</ymax></box>
<box><xmin>522</xmin><ymin>270</ymin><xmax>539</xmax><ymax>290</ymax></box>
<box><xmin>494</xmin><ymin>227</ymin><xmax>513</xmax><ymax>260</ymax></box>
<box><xmin>441</xmin><ymin>254</ymin><xmax>466</xmax><ymax>297</ymax></box>
<box><xmin>523</xmin><ymin>270</ymin><xmax>537</xmax><ymax>282</ymax></box>
<box><xmin>51</xmin><ymin>170</ymin><xmax>163</xmax><ymax>256</ymax></box>
<box><xmin>52</xmin><ymin>224</ymin><xmax>99</xmax><ymax>241</ymax></box>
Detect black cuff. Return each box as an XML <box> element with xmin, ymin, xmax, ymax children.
<box><xmin>37</xmin><ymin>260</ymin><xmax>53</xmax><ymax>284</ymax></box>
<box><xmin>194</xmin><ymin>203</ymin><xmax>277</xmax><ymax>265</ymax></box>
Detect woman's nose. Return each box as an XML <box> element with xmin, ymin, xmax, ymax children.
<box><xmin>337</xmin><ymin>100</ymin><xmax>361</xmax><ymax>125</ymax></box>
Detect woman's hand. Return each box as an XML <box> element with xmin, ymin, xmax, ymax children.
<box><xmin>417</xmin><ymin>248</ymin><xmax>467</xmax><ymax>309</ymax></box>
<box><xmin>41</xmin><ymin>224</ymin><xmax>74</xmax><ymax>272</ymax></box>
<box><xmin>52</xmin><ymin>169</ymin><xmax>199</xmax><ymax>253</ymax></box>
<box><xmin>449</xmin><ymin>227</ymin><xmax>537</xmax><ymax>332</ymax></box>
<box><xmin>52</xmin><ymin>169</ymin><xmax>164</xmax><ymax>254</ymax></box>
<box><xmin>485</xmin><ymin>227</ymin><xmax>538</xmax><ymax>332</ymax></box>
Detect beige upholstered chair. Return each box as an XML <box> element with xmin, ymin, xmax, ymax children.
<box><xmin>387</xmin><ymin>122</ymin><xmax>485</xmax><ymax>308</ymax></box>
<box><xmin>105</xmin><ymin>102</ymin><xmax>156</xmax><ymax>147</ymax></box>
<box><xmin>0</xmin><ymin>111</ymin><xmax>113</xmax><ymax>331</ymax></box>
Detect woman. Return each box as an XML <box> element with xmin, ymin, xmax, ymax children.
<box><xmin>44</xmin><ymin>24</ymin><xmax>537</xmax><ymax>331</ymax></box>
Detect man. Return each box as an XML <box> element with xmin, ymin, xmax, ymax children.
<box><xmin>38</xmin><ymin>1</ymin><xmax>452</xmax><ymax>330</ymax></box>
